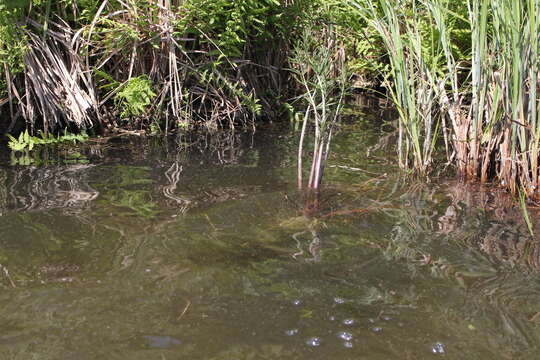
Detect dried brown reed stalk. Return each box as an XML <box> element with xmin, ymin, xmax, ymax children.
<box><xmin>15</xmin><ymin>21</ymin><xmax>98</xmax><ymax>134</ymax></box>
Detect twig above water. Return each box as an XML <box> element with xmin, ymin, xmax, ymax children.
<box><xmin>177</xmin><ymin>298</ymin><xmax>191</xmax><ymax>321</ymax></box>
<box><xmin>1</xmin><ymin>264</ymin><xmax>16</xmax><ymax>288</ymax></box>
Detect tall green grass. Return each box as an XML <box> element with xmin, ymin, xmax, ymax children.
<box><xmin>352</xmin><ymin>0</ymin><xmax>540</xmax><ymax>199</ymax></box>
<box><xmin>354</xmin><ymin>0</ymin><xmax>441</xmax><ymax>174</ymax></box>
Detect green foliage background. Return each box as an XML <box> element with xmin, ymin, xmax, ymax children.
<box><xmin>0</xmin><ymin>0</ymin><xmax>474</xmax><ymax>127</ymax></box>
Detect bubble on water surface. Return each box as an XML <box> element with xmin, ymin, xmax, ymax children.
<box><xmin>306</xmin><ymin>337</ymin><xmax>321</xmax><ymax>347</ymax></box>
<box><xmin>285</xmin><ymin>329</ymin><xmax>299</xmax><ymax>336</ymax></box>
<box><xmin>371</xmin><ymin>327</ymin><xmax>383</xmax><ymax>333</ymax></box>
<box><xmin>432</xmin><ymin>342</ymin><xmax>446</xmax><ymax>354</ymax></box>
<box><xmin>334</xmin><ymin>297</ymin><xmax>346</xmax><ymax>304</ymax></box>
<box><xmin>343</xmin><ymin>341</ymin><xmax>353</xmax><ymax>348</ymax></box>
<box><xmin>329</xmin><ymin>315</ymin><xmax>336</xmax><ymax>321</ymax></box>
<box><xmin>337</xmin><ymin>331</ymin><xmax>353</xmax><ymax>341</ymax></box>
<box><xmin>292</xmin><ymin>299</ymin><xmax>302</xmax><ymax>306</ymax></box>
<box><xmin>342</xmin><ymin>318</ymin><xmax>355</xmax><ymax>326</ymax></box>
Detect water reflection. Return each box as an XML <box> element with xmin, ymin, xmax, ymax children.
<box><xmin>1</xmin><ymin>164</ymin><xmax>98</xmax><ymax>214</ymax></box>
<box><xmin>0</xmin><ymin>125</ymin><xmax>540</xmax><ymax>359</ymax></box>
<box><xmin>163</xmin><ymin>161</ymin><xmax>191</xmax><ymax>213</ymax></box>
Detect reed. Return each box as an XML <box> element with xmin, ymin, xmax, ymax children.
<box><xmin>354</xmin><ymin>0</ymin><xmax>440</xmax><ymax>174</ymax></box>
<box><xmin>446</xmin><ymin>0</ymin><xmax>540</xmax><ymax>198</ymax></box>
<box><xmin>4</xmin><ymin>0</ymin><xmax>540</xmax><ymax>204</ymax></box>
<box><xmin>290</xmin><ymin>24</ymin><xmax>347</xmax><ymax>190</ymax></box>
<box><xmin>490</xmin><ymin>0</ymin><xmax>540</xmax><ymax>199</ymax></box>
<box><xmin>352</xmin><ymin>0</ymin><xmax>540</xmax><ymax>199</ymax></box>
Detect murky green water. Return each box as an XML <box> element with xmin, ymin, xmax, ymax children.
<box><xmin>1</xmin><ymin>116</ymin><xmax>540</xmax><ymax>359</ymax></box>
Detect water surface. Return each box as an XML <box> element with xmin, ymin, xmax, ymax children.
<box><xmin>1</xmin><ymin>116</ymin><xmax>540</xmax><ymax>359</ymax></box>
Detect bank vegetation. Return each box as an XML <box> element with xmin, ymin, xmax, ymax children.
<box><xmin>1</xmin><ymin>0</ymin><xmax>540</xmax><ymax>199</ymax></box>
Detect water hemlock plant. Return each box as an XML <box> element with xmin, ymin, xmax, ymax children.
<box><xmin>290</xmin><ymin>24</ymin><xmax>348</xmax><ymax>190</ymax></box>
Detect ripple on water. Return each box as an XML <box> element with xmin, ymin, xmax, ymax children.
<box><xmin>342</xmin><ymin>318</ymin><xmax>356</xmax><ymax>326</ymax></box>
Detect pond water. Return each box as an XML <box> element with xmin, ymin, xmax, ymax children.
<box><xmin>1</xmin><ymin>111</ymin><xmax>540</xmax><ymax>359</ymax></box>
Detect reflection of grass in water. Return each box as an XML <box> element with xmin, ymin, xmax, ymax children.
<box><xmin>105</xmin><ymin>166</ymin><xmax>154</xmax><ymax>187</ymax></box>
<box><xmin>377</xmin><ymin>183</ymin><xmax>540</xmax><ymax>357</ymax></box>
<box><xmin>1</xmin><ymin>182</ymin><xmax>538</xmax><ymax>359</ymax></box>
<box><xmin>445</xmin><ymin>273</ymin><xmax>540</xmax><ymax>358</ymax></box>
<box><xmin>8</xmin><ymin>146</ymin><xmax>91</xmax><ymax>167</ymax></box>
<box><xmin>104</xmin><ymin>189</ymin><xmax>158</xmax><ymax>218</ymax></box>
<box><xmin>97</xmin><ymin>165</ymin><xmax>158</xmax><ymax>218</ymax></box>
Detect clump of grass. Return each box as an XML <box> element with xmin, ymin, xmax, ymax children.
<box><xmin>290</xmin><ymin>24</ymin><xmax>348</xmax><ymax>190</ymax></box>
<box><xmin>354</xmin><ymin>0</ymin><xmax>441</xmax><ymax>174</ymax></box>
<box><xmin>1</xmin><ymin>0</ymin><xmax>326</xmax><ymax>135</ymax></box>
<box><xmin>7</xmin><ymin>129</ymin><xmax>88</xmax><ymax>152</ymax></box>
<box><xmin>352</xmin><ymin>0</ymin><xmax>540</xmax><ymax>200</ymax></box>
